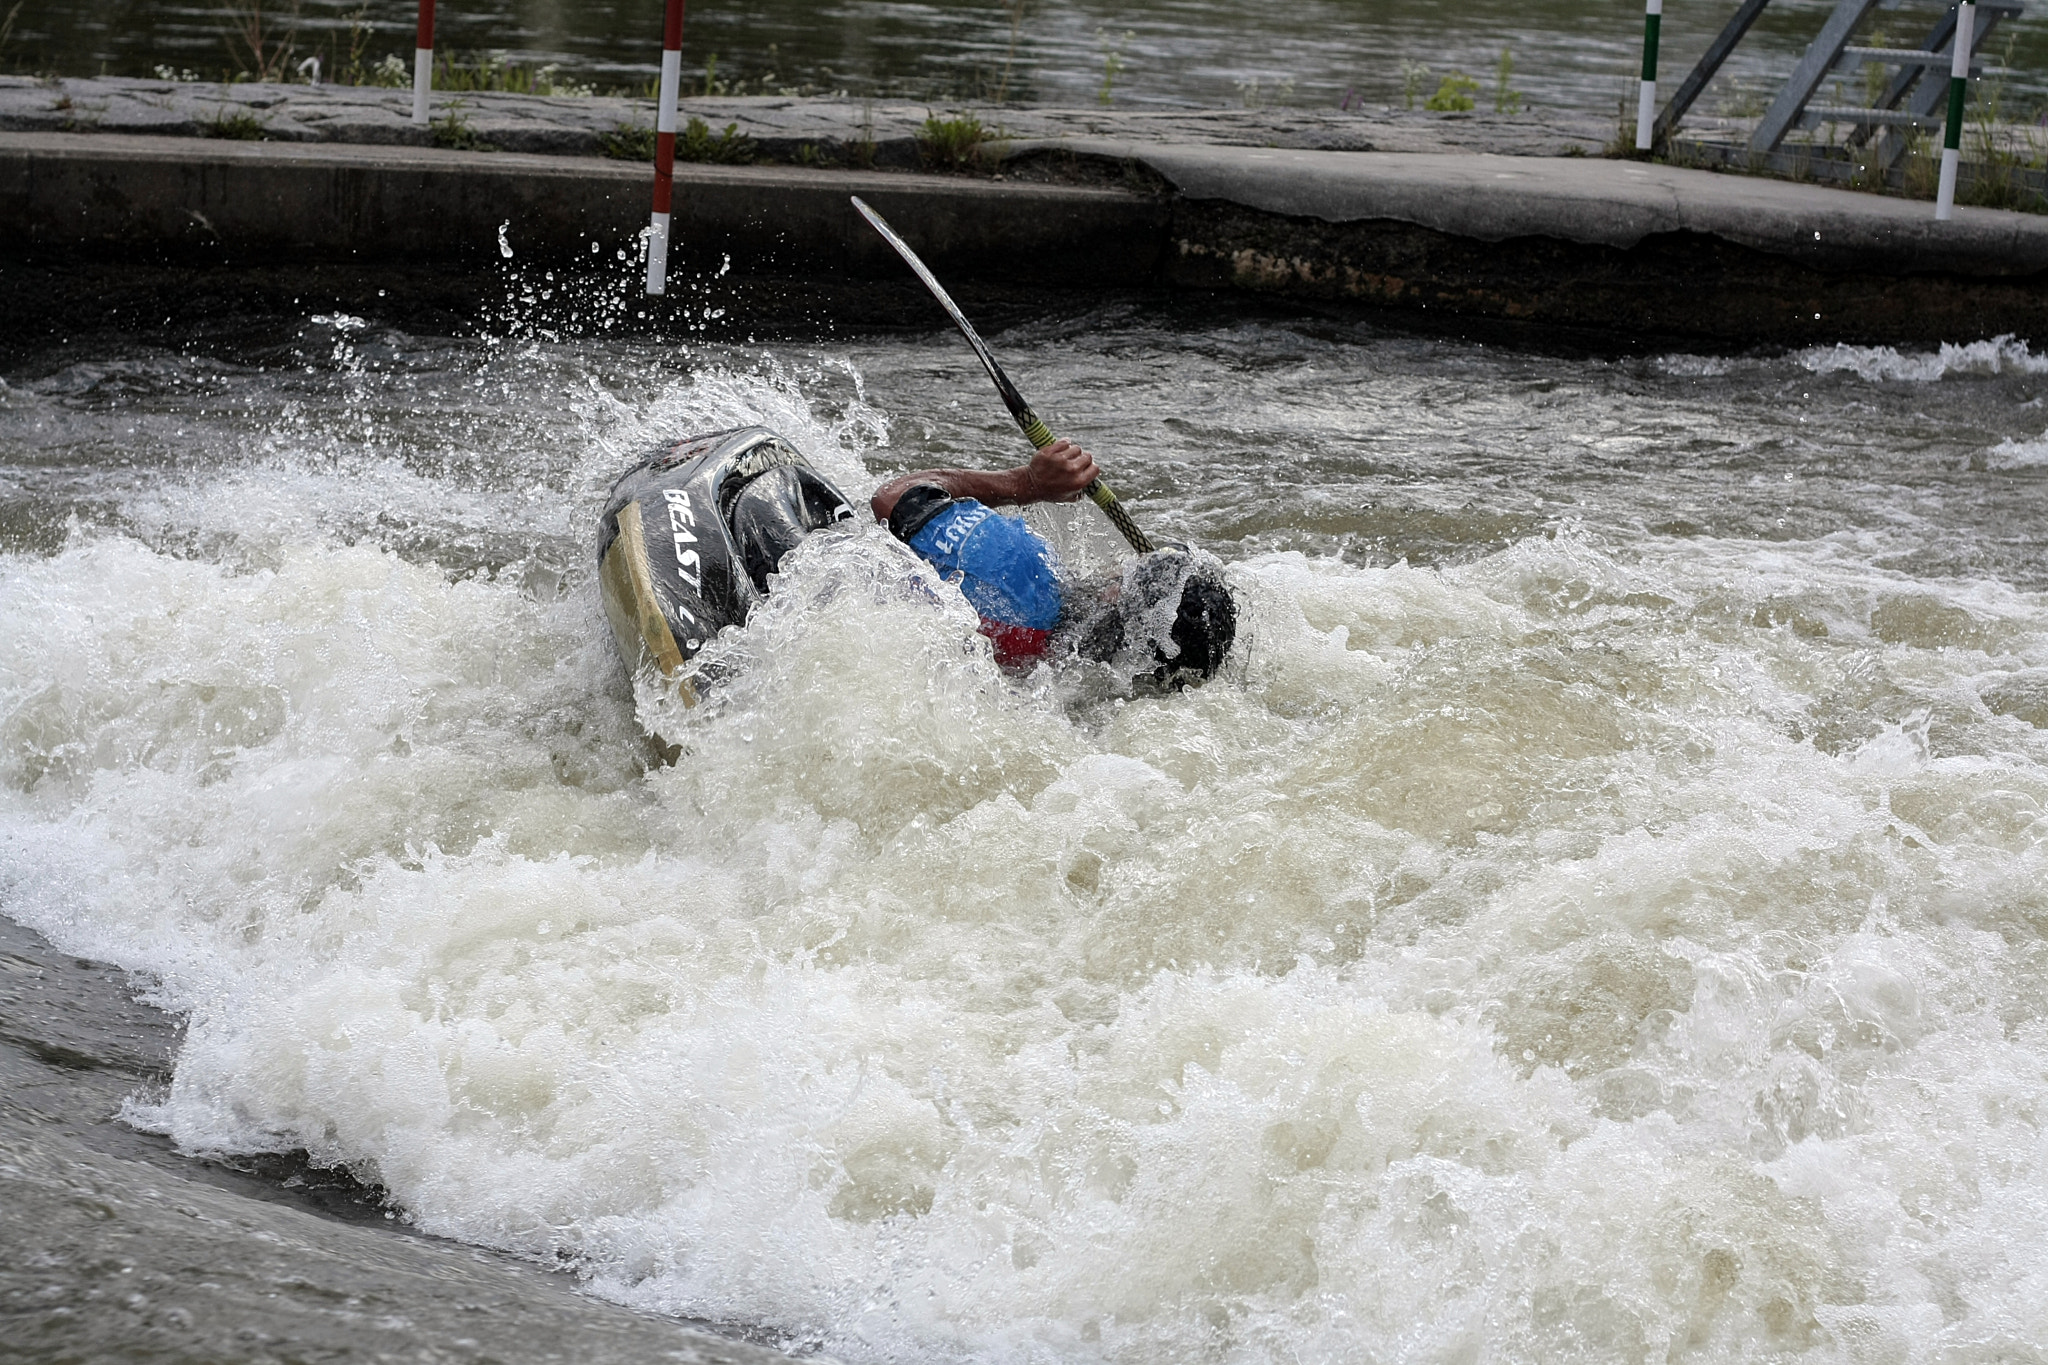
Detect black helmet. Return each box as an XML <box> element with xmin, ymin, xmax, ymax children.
<box><xmin>1072</xmin><ymin>548</ymin><xmax>1237</xmax><ymax>691</ymax></box>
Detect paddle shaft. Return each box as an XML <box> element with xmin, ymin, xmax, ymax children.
<box><xmin>849</xmin><ymin>196</ymin><xmax>1154</xmax><ymax>555</ymax></box>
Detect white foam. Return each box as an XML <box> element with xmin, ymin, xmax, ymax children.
<box><xmin>7</xmin><ymin>352</ymin><xmax>2048</xmax><ymax>1364</ymax></box>
<box><xmin>1985</xmin><ymin>434</ymin><xmax>2048</xmax><ymax>470</ymax></box>
<box><xmin>1796</xmin><ymin>334</ymin><xmax>2048</xmax><ymax>382</ymax></box>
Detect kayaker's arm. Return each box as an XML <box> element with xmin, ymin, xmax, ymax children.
<box><xmin>870</xmin><ymin>439</ymin><xmax>1101</xmax><ymax>523</ymax></box>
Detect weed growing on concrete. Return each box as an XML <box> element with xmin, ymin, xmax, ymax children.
<box><xmin>1096</xmin><ymin>28</ymin><xmax>1132</xmax><ymax>106</ymax></box>
<box><xmin>154</xmin><ymin>65</ymin><xmax>201</xmax><ymax>82</ymax></box>
<box><xmin>918</xmin><ymin>114</ymin><xmax>989</xmax><ymax>171</ymax></box>
<box><xmin>1607</xmin><ymin>76</ymin><xmax>1635</xmax><ymax>154</ymax></box>
<box><xmin>1234</xmin><ymin>76</ymin><xmax>1294</xmax><ymax>109</ymax></box>
<box><xmin>1960</xmin><ymin>159</ymin><xmax>2048</xmax><ymax>211</ymax></box>
<box><xmin>203</xmin><ymin>106</ymin><xmax>267</xmax><ymax>139</ymax></box>
<box><xmin>1958</xmin><ymin>36</ymin><xmax>2048</xmax><ymax>212</ymax></box>
<box><xmin>224</xmin><ymin>0</ymin><xmax>300</xmax><ymax>83</ymax></box>
<box><xmin>1860</xmin><ymin>25</ymin><xmax>1895</xmax><ymax>106</ymax></box>
<box><xmin>337</xmin><ymin>4</ymin><xmax>375</xmax><ymax>86</ymax></box>
<box><xmin>369</xmin><ymin>53</ymin><xmax>407</xmax><ymax>87</ymax></box>
<box><xmin>852</xmin><ymin>100</ymin><xmax>878</xmax><ymax>168</ymax></box>
<box><xmin>1425</xmin><ymin>73</ymin><xmax>1477</xmax><ymax>112</ymax></box>
<box><xmin>1401</xmin><ymin>61</ymin><xmax>1427</xmax><ymax>110</ymax></box>
<box><xmin>678</xmin><ymin>117</ymin><xmax>754</xmax><ymax>164</ymax></box>
<box><xmin>995</xmin><ymin>0</ymin><xmax>1032</xmax><ymax>103</ymax></box>
<box><xmin>597</xmin><ymin>118</ymin><xmax>753</xmax><ymax>165</ymax></box>
<box><xmin>599</xmin><ymin>122</ymin><xmax>657</xmax><ymax>161</ymax></box>
<box><xmin>430</xmin><ymin>102</ymin><xmax>490</xmax><ymax>151</ymax></box>
<box><xmin>432</xmin><ymin>52</ymin><xmax>593</xmax><ymax>97</ymax></box>
<box><xmin>796</xmin><ymin>142</ymin><xmax>836</xmax><ymax>167</ymax></box>
<box><xmin>1493</xmin><ymin>47</ymin><xmax>1522</xmax><ymax>114</ymax></box>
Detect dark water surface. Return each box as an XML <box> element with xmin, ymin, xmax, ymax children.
<box><xmin>6</xmin><ymin>284</ymin><xmax>2048</xmax><ymax>1361</ymax></box>
<box><xmin>9</xmin><ymin>0</ymin><xmax>2048</xmax><ymax>117</ymax></box>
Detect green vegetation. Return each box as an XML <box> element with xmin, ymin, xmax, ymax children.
<box><xmin>679</xmin><ymin>117</ymin><xmax>755</xmax><ymax>164</ymax></box>
<box><xmin>336</xmin><ymin>4</ymin><xmax>378</xmax><ymax>86</ymax></box>
<box><xmin>224</xmin><ymin>0</ymin><xmax>299</xmax><ymax>83</ymax></box>
<box><xmin>1958</xmin><ymin>34</ymin><xmax>2048</xmax><ymax>212</ymax></box>
<box><xmin>595</xmin><ymin>118</ymin><xmax>754</xmax><ymax>165</ymax></box>
<box><xmin>917</xmin><ymin>114</ymin><xmax>990</xmax><ymax>171</ymax></box>
<box><xmin>1097</xmin><ymin>28</ymin><xmax>1132</xmax><ymax>106</ymax></box>
<box><xmin>687</xmin><ymin>47</ymin><xmax>821</xmax><ymax>99</ymax></box>
<box><xmin>1493</xmin><ymin>46</ymin><xmax>1522</xmax><ymax>114</ymax></box>
<box><xmin>1425</xmin><ymin>73</ymin><xmax>1478</xmax><ymax>112</ymax></box>
<box><xmin>429</xmin><ymin>101</ymin><xmax>489</xmax><ymax>151</ymax></box>
<box><xmin>202</xmin><ymin>106</ymin><xmax>267</xmax><ymax>139</ymax></box>
<box><xmin>995</xmin><ymin>0</ymin><xmax>1032</xmax><ymax>102</ymax></box>
<box><xmin>850</xmin><ymin>101</ymin><xmax>879</xmax><ymax>168</ymax></box>
<box><xmin>599</xmin><ymin>122</ymin><xmax>657</xmax><ymax>162</ymax></box>
<box><xmin>210</xmin><ymin>0</ymin><xmax>626</xmax><ymax>95</ymax></box>
<box><xmin>430</xmin><ymin>52</ymin><xmax>594</xmax><ymax>96</ymax></box>
<box><xmin>1401</xmin><ymin>61</ymin><xmax>1427</xmax><ymax>111</ymax></box>
<box><xmin>1234</xmin><ymin>76</ymin><xmax>1295</xmax><ymax>109</ymax></box>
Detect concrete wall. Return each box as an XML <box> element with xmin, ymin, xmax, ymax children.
<box><xmin>0</xmin><ymin>133</ymin><xmax>1168</xmax><ymax>284</ymax></box>
<box><xmin>5</xmin><ymin>131</ymin><xmax>2045</xmax><ymax>346</ymax></box>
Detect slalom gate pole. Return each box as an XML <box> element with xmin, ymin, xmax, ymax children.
<box><xmin>1635</xmin><ymin>0</ymin><xmax>1662</xmax><ymax>151</ymax></box>
<box><xmin>412</xmin><ymin>0</ymin><xmax>435</xmax><ymax>126</ymax></box>
<box><xmin>1935</xmin><ymin>1</ymin><xmax>1975</xmax><ymax>221</ymax></box>
<box><xmin>645</xmin><ymin>0</ymin><xmax>687</xmax><ymax>295</ymax></box>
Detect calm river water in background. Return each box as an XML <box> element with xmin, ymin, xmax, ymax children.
<box><xmin>8</xmin><ymin>0</ymin><xmax>2048</xmax><ymax>116</ymax></box>
<box><xmin>5</xmin><ymin>273</ymin><xmax>2048</xmax><ymax>1359</ymax></box>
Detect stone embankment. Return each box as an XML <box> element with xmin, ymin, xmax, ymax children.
<box><xmin>3</xmin><ymin>77</ymin><xmax>2042</xmax><ymax>346</ymax></box>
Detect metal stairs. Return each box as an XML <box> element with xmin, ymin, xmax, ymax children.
<box><xmin>1653</xmin><ymin>0</ymin><xmax>2021</xmax><ymax>171</ymax></box>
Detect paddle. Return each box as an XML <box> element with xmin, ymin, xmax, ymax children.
<box><xmin>849</xmin><ymin>195</ymin><xmax>1155</xmax><ymax>555</ymax></box>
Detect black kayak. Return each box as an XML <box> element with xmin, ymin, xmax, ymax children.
<box><xmin>597</xmin><ymin>426</ymin><xmax>856</xmax><ymax>695</ymax></box>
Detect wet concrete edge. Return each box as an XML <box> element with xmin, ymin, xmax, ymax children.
<box><xmin>2</xmin><ymin>130</ymin><xmax>2045</xmax><ymax>345</ymax></box>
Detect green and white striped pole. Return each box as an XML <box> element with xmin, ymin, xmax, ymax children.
<box><xmin>1635</xmin><ymin>0</ymin><xmax>1662</xmax><ymax>151</ymax></box>
<box><xmin>1934</xmin><ymin>1</ymin><xmax>1975</xmax><ymax>220</ymax></box>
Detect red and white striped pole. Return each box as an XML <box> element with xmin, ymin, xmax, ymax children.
<box><xmin>413</xmin><ymin>0</ymin><xmax>435</xmax><ymax>125</ymax></box>
<box><xmin>646</xmin><ymin>0</ymin><xmax>687</xmax><ymax>294</ymax></box>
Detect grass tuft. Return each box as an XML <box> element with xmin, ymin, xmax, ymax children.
<box><xmin>202</xmin><ymin>107</ymin><xmax>267</xmax><ymax>139</ymax></box>
<box><xmin>429</xmin><ymin>101</ymin><xmax>489</xmax><ymax>151</ymax></box>
<box><xmin>1425</xmin><ymin>73</ymin><xmax>1478</xmax><ymax>112</ymax></box>
<box><xmin>679</xmin><ymin>116</ymin><xmax>755</xmax><ymax>164</ymax></box>
<box><xmin>600</xmin><ymin>123</ymin><xmax>656</xmax><ymax>161</ymax></box>
<box><xmin>917</xmin><ymin>114</ymin><xmax>990</xmax><ymax>171</ymax></box>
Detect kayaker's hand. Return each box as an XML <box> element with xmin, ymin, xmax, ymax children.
<box><xmin>1022</xmin><ymin>439</ymin><xmax>1100</xmax><ymax>503</ymax></box>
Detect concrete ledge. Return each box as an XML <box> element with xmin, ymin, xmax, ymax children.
<box><xmin>6</xmin><ymin>130</ymin><xmax>2047</xmax><ymax>346</ymax></box>
<box><xmin>0</xmin><ymin>132</ymin><xmax>1169</xmax><ymax>284</ymax></box>
<box><xmin>1081</xmin><ymin>143</ymin><xmax>2048</xmax><ymax>277</ymax></box>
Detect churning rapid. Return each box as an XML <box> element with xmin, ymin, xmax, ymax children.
<box><xmin>5</xmin><ymin>301</ymin><xmax>2048</xmax><ymax>1363</ymax></box>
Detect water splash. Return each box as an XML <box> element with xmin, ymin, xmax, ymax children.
<box><xmin>6</xmin><ymin>318</ymin><xmax>2048</xmax><ymax>1363</ymax></box>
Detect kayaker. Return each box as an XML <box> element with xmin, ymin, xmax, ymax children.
<box><xmin>597</xmin><ymin>427</ymin><xmax>1235</xmax><ymax>693</ymax></box>
<box><xmin>868</xmin><ymin>438</ymin><xmax>1101</xmax><ymax>668</ymax></box>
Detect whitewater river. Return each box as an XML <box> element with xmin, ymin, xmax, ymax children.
<box><xmin>5</xmin><ymin>292</ymin><xmax>2048</xmax><ymax>1361</ymax></box>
